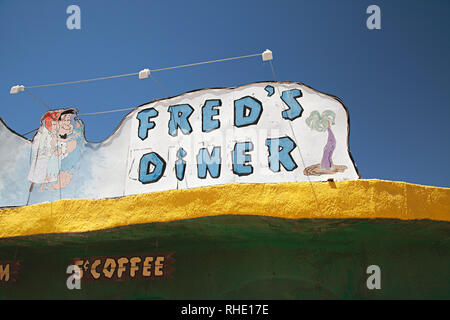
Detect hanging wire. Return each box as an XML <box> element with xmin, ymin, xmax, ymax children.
<box><xmin>149</xmin><ymin>73</ymin><xmax>170</xmax><ymax>98</ymax></box>
<box><xmin>21</xmin><ymin>52</ymin><xmax>262</xmax><ymax>90</ymax></box>
<box><xmin>22</xmin><ymin>128</ymin><xmax>39</xmax><ymax>136</ymax></box>
<box><xmin>78</xmin><ymin>107</ymin><xmax>135</xmax><ymax>116</ymax></box>
<box><xmin>26</xmin><ymin>72</ymin><xmax>140</xmax><ymax>89</ymax></box>
<box><xmin>23</xmin><ymin>88</ymin><xmax>52</xmax><ymax>110</ymax></box>
<box><xmin>56</xmin><ymin>118</ymin><xmax>62</xmax><ymax>202</ymax></box>
<box><xmin>150</xmin><ymin>53</ymin><xmax>262</xmax><ymax>73</ymax></box>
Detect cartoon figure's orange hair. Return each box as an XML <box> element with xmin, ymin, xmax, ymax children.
<box><xmin>41</xmin><ymin>110</ymin><xmax>62</xmax><ymax>131</ymax></box>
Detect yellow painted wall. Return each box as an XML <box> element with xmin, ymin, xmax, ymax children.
<box><xmin>0</xmin><ymin>179</ymin><xmax>448</xmax><ymax>238</ymax></box>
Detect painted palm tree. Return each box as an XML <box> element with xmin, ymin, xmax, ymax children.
<box><xmin>304</xmin><ymin>110</ymin><xmax>347</xmax><ymax>176</ymax></box>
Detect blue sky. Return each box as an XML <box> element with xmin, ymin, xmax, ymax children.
<box><xmin>1</xmin><ymin>0</ymin><xmax>449</xmax><ymax>187</ymax></box>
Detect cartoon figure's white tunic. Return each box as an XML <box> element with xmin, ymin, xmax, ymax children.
<box><xmin>27</xmin><ymin>126</ymin><xmax>53</xmax><ymax>184</ymax></box>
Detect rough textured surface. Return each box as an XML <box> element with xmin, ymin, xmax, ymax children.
<box><xmin>0</xmin><ymin>179</ymin><xmax>449</xmax><ymax>238</ymax></box>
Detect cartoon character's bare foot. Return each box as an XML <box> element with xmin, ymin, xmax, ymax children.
<box><xmin>61</xmin><ymin>171</ymin><xmax>72</xmax><ymax>188</ymax></box>
<box><xmin>303</xmin><ymin>164</ymin><xmax>347</xmax><ymax>176</ymax></box>
<box><xmin>65</xmin><ymin>173</ymin><xmax>73</xmax><ymax>187</ymax></box>
<box><xmin>51</xmin><ymin>183</ymin><xmax>60</xmax><ymax>190</ymax></box>
<box><xmin>51</xmin><ymin>174</ymin><xmax>64</xmax><ymax>190</ymax></box>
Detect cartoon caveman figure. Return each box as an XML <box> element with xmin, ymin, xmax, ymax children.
<box><xmin>28</xmin><ymin>108</ymin><xmax>83</xmax><ymax>192</ymax></box>
<box><xmin>51</xmin><ymin>108</ymin><xmax>83</xmax><ymax>190</ymax></box>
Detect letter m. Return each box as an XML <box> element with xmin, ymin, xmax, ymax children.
<box><xmin>0</xmin><ymin>264</ymin><xmax>10</xmax><ymax>282</ymax></box>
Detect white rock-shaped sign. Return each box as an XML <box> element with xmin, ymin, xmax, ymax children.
<box><xmin>0</xmin><ymin>81</ymin><xmax>360</xmax><ymax>207</ymax></box>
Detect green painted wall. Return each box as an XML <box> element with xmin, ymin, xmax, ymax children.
<box><xmin>0</xmin><ymin>216</ymin><xmax>448</xmax><ymax>299</ymax></box>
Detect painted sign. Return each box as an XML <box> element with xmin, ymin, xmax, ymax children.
<box><xmin>70</xmin><ymin>252</ymin><xmax>174</xmax><ymax>282</ymax></box>
<box><xmin>0</xmin><ymin>81</ymin><xmax>359</xmax><ymax>207</ymax></box>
